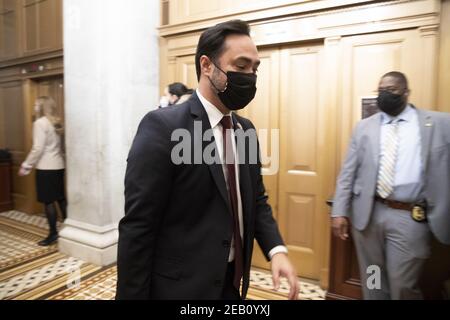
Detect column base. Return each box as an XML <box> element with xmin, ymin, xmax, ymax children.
<box><xmin>58</xmin><ymin>219</ymin><xmax>118</xmax><ymax>266</ymax></box>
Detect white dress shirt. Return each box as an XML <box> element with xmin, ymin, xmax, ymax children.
<box><xmin>196</xmin><ymin>89</ymin><xmax>287</xmax><ymax>261</ymax></box>
<box><xmin>379</xmin><ymin>104</ymin><xmax>423</xmax><ymax>202</ymax></box>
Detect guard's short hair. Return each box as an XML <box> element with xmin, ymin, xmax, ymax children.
<box><xmin>381</xmin><ymin>71</ymin><xmax>409</xmax><ymax>90</ymax></box>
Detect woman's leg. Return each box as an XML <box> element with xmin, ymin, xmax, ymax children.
<box><xmin>38</xmin><ymin>202</ymin><xmax>59</xmax><ymax>246</ymax></box>
<box><xmin>45</xmin><ymin>202</ymin><xmax>58</xmax><ymax>236</ymax></box>
<box><xmin>57</xmin><ymin>198</ymin><xmax>67</xmax><ymax>220</ymax></box>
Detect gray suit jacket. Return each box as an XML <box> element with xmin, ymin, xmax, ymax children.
<box><xmin>332</xmin><ymin>107</ymin><xmax>450</xmax><ymax>245</ymax></box>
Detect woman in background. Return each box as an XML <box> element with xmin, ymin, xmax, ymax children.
<box><xmin>159</xmin><ymin>82</ymin><xmax>194</xmax><ymax>108</ymax></box>
<box><xmin>18</xmin><ymin>96</ymin><xmax>67</xmax><ymax>246</ymax></box>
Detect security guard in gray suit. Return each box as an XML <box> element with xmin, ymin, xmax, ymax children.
<box><xmin>332</xmin><ymin>71</ymin><xmax>450</xmax><ymax>300</ymax></box>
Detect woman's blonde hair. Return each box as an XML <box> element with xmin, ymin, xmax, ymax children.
<box><xmin>35</xmin><ymin>96</ymin><xmax>64</xmax><ymax>135</ymax></box>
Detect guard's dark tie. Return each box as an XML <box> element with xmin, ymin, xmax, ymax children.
<box><xmin>220</xmin><ymin>115</ymin><xmax>243</xmax><ymax>291</ymax></box>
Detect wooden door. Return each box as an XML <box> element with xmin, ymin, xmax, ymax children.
<box><xmin>239</xmin><ymin>48</ymin><xmax>280</xmax><ymax>270</ymax></box>
<box><xmin>0</xmin><ymin>81</ymin><xmax>29</xmax><ymax>212</ymax></box>
<box><xmin>277</xmin><ymin>43</ymin><xmax>331</xmax><ymax>280</ymax></box>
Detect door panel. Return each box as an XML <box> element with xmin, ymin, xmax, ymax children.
<box><xmin>239</xmin><ymin>49</ymin><xmax>280</xmax><ymax>270</ymax></box>
<box><xmin>278</xmin><ymin>43</ymin><xmax>328</xmax><ymax>280</ymax></box>
<box><xmin>0</xmin><ymin>0</ymin><xmax>19</xmax><ymax>60</ymax></box>
<box><xmin>0</xmin><ymin>81</ymin><xmax>30</xmax><ymax>212</ymax></box>
<box><xmin>175</xmin><ymin>55</ymin><xmax>198</xmax><ymax>90</ymax></box>
<box><xmin>22</xmin><ymin>0</ymin><xmax>63</xmax><ymax>55</ymax></box>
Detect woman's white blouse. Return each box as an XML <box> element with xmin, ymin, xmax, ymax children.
<box><xmin>23</xmin><ymin>117</ymin><xmax>65</xmax><ymax>170</ymax></box>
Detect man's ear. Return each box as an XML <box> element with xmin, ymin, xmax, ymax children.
<box><xmin>200</xmin><ymin>55</ymin><xmax>212</xmax><ymax>77</ymax></box>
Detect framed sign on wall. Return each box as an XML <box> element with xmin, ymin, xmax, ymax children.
<box><xmin>361</xmin><ymin>96</ymin><xmax>379</xmax><ymax>119</ymax></box>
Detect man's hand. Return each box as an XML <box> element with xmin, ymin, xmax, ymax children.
<box><xmin>271</xmin><ymin>253</ymin><xmax>299</xmax><ymax>300</ymax></box>
<box><xmin>332</xmin><ymin>216</ymin><xmax>349</xmax><ymax>240</ymax></box>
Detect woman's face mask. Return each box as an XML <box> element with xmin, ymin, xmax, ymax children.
<box><xmin>159</xmin><ymin>96</ymin><xmax>169</xmax><ymax>108</ymax></box>
<box><xmin>208</xmin><ymin>61</ymin><xmax>257</xmax><ymax>111</ymax></box>
<box><xmin>168</xmin><ymin>94</ymin><xmax>179</xmax><ymax>105</ymax></box>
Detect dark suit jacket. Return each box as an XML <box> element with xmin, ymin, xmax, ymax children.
<box><xmin>116</xmin><ymin>92</ymin><xmax>284</xmax><ymax>299</ymax></box>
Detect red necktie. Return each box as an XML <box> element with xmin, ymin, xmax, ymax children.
<box><xmin>220</xmin><ymin>115</ymin><xmax>243</xmax><ymax>290</ymax></box>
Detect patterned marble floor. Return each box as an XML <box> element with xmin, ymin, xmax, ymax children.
<box><xmin>0</xmin><ymin>211</ymin><xmax>326</xmax><ymax>300</ymax></box>
<box><xmin>0</xmin><ymin>212</ymin><xmax>58</xmax><ymax>272</ymax></box>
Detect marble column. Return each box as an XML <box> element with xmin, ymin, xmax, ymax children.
<box><xmin>59</xmin><ymin>0</ymin><xmax>160</xmax><ymax>265</ymax></box>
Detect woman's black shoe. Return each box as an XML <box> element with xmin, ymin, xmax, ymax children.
<box><xmin>37</xmin><ymin>234</ymin><xmax>58</xmax><ymax>246</ymax></box>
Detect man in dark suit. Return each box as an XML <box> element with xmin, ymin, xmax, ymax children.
<box><xmin>116</xmin><ymin>20</ymin><xmax>299</xmax><ymax>300</ymax></box>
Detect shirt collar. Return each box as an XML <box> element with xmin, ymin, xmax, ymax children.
<box><xmin>380</xmin><ymin>104</ymin><xmax>416</xmax><ymax>124</ymax></box>
<box><xmin>196</xmin><ymin>89</ymin><xmax>232</xmax><ymax>129</ymax></box>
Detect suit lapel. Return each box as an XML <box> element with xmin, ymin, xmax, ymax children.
<box><xmin>417</xmin><ymin>108</ymin><xmax>434</xmax><ymax>172</ymax></box>
<box><xmin>368</xmin><ymin>113</ymin><xmax>382</xmax><ymax>165</ymax></box>
<box><xmin>189</xmin><ymin>93</ymin><xmax>231</xmax><ymax>213</ymax></box>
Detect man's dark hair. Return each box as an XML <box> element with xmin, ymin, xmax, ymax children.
<box><xmin>168</xmin><ymin>82</ymin><xmax>193</xmax><ymax>97</ymax></box>
<box><xmin>195</xmin><ymin>20</ymin><xmax>251</xmax><ymax>81</ymax></box>
<box><xmin>382</xmin><ymin>71</ymin><xmax>409</xmax><ymax>90</ymax></box>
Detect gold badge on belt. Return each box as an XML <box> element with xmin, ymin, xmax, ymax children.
<box><xmin>411</xmin><ymin>205</ymin><xmax>426</xmax><ymax>222</ymax></box>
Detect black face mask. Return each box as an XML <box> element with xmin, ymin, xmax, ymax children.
<box><xmin>209</xmin><ymin>63</ymin><xmax>257</xmax><ymax>111</ymax></box>
<box><xmin>377</xmin><ymin>90</ymin><xmax>406</xmax><ymax>116</ymax></box>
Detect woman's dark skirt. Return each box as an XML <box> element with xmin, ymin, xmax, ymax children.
<box><xmin>35</xmin><ymin>169</ymin><xmax>65</xmax><ymax>204</ymax></box>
